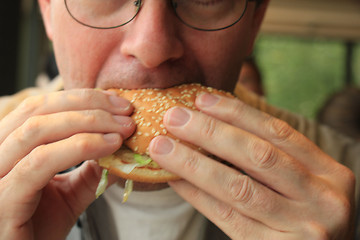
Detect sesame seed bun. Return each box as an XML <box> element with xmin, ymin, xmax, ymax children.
<box><xmin>97</xmin><ymin>83</ymin><xmax>233</xmax><ymax>183</ymax></box>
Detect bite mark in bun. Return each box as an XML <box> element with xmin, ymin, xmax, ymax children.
<box><xmin>97</xmin><ymin>84</ymin><xmax>233</xmax><ymax>184</ymax></box>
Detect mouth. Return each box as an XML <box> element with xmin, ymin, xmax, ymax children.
<box><xmin>98</xmin><ymin>70</ymin><xmax>204</xmax><ymax>90</ymax></box>
<box><xmin>96</xmin><ymin>55</ymin><xmax>206</xmax><ymax>90</ymax></box>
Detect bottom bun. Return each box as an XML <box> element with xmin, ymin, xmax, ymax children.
<box><xmin>97</xmin><ymin>146</ymin><xmax>180</xmax><ymax>183</ymax></box>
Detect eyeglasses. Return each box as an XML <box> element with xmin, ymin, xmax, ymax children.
<box><xmin>64</xmin><ymin>0</ymin><xmax>256</xmax><ymax>31</ymax></box>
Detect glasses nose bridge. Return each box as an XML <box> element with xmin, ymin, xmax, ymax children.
<box><xmin>134</xmin><ymin>0</ymin><xmax>176</xmax><ymax>17</ymax></box>
<box><xmin>131</xmin><ymin>0</ymin><xmax>179</xmax><ymax>28</ymax></box>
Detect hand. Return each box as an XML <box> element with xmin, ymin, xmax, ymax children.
<box><xmin>149</xmin><ymin>93</ymin><xmax>355</xmax><ymax>239</ymax></box>
<box><xmin>0</xmin><ymin>89</ymin><xmax>135</xmax><ymax>240</ymax></box>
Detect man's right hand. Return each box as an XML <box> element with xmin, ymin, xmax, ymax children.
<box><xmin>0</xmin><ymin>89</ymin><xmax>135</xmax><ymax>240</ymax></box>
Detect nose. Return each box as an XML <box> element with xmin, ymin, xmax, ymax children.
<box><xmin>120</xmin><ymin>1</ymin><xmax>184</xmax><ymax>69</ymax></box>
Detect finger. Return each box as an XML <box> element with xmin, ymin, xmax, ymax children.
<box><xmin>48</xmin><ymin>160</ymin><xmax>120</xmax><ymax>217</ymax></box>
<box><xmin>0</xmin><ymin>110</ymin><xmax>135</xmax><ymax>177</ymax></box>
<box><xmin>169</xmin><ymin>180</ymin><xmax>296</xmax><ymax>240</ymax></box>
<box><xmin>195</xmin><ymin>93</ymin><xmax>333</xmax><ymax>173</ymax></box>
<box><xmin>3</xmin><ymin>132</ymin><xmax>121</xmax><ymax>202</ymax></box>
<box><xmin>0</xmin><ymin>89</ymin><xmax>133</xmax><ymax>145</ymax></box>
<box><xmin>149</xmin><ymin>136</ymin><xmax>299</xmax><ymax>230</ymax></box>
<box><xmin>161</xmin><ymin>107</ymin><xmax>313</xmax><ymax>199</ymax></box>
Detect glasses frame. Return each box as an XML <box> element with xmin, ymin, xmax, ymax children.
<box><xmin>64</xmin><ymin>0</ymin><xmax>257</xmax><ymax>31</ymax></box>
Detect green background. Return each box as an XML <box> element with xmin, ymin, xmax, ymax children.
<box><xmin>254</xmin><ymin>35</ymin><xmax>360</xmax><ymax>119</ymax></box>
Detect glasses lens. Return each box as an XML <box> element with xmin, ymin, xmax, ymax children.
<box><xmin>173</xmin><ymin>0</ymin><xmax>247</xmax><ymax>31</ymax></box>
<box><xmin>65</xmin><ymin>0</ymin><xmax>140</xmax><ymax>29</ymax></box>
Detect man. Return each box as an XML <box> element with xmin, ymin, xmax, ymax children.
<box><xmin>0</xmin><ymin>0</ymin><xmax>358</xmax><ymax>239</ymax></box>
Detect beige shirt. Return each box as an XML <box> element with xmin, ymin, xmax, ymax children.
<box><xmin>104</xmin><ymin>184</ymin><xmax>207</xmax><ymax>240</ymax></box>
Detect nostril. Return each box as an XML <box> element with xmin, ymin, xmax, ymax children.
<box><xmin>121</xmin><ymin>34</ymin><xmax>184</xmax><ymax>69</ymax></box>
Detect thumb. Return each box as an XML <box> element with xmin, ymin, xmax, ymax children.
<box><xmin>63</xmin><ymin>160</ymin><xmax>119</xmax><ymax>217</ymax></box>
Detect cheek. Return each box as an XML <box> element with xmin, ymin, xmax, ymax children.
<box><xmin>186</xmin><ymin>24</ymin><xmax>253</xmax><ymax>91</ymax></box>
<box><xmin>51</xmin><ymin>3</ymin><xmax>118</xmax><ymax>89</ymax></box>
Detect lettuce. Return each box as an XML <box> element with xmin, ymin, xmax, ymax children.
<box><xmin>134</xmin><ymin>154</ymin><xmax>152</xmax><ymax>165</ymax></box>
<box><xmin>95</xmin><ymin>169</ymin><xmax>109</xmax><ymax>199</ymax></box>
<box><xmin>95</xmin><ymin>154</ymin><xmax>152</xmax><ymax>200</ymax></box>
<box><xmin>122</xmin><ymin>179</ymin><xmax>133</xmax><ymax>203</ymax></box>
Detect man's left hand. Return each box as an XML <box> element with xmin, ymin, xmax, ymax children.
<box><xmin>149</xmin><ymin>93</ymin><xmax>355</xmax><ymax>240</ymax></box>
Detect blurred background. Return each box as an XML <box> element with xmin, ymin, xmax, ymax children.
<box><xmin>1</xmin><ymin>0</ymin><xmax>360</xmax><ymax>119</ymax></box>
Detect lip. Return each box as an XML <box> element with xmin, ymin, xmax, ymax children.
<box><xmin>96</xmin><ymin>65</ymin><xmax>204</xmax><ymax>90</ymax></box>
<box><xmin>95</xmin><ymin>51</ymin><xmax>205</xmax><ymax>90</ymax></box>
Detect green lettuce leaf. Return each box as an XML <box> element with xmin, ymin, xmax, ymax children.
<box><xmin>95</xmin><ymin>169</ymin><xmax>109</xmax><ymax>199</ymax></box>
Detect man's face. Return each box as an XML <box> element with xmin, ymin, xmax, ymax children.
<box><xmin>40</xmin><ymin>0</ymin><xmax>267</xmax><ymax>92</ymax></box>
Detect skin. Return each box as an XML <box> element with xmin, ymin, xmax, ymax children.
<box><xmin>0</xmin><ymin>0</ymin><xmax>355</xmax><ymax>239</ymax></box>
<box><xmin>236</xmin><ymin>58</ymin><xmax>264</xmax><ymax>96</ymax></box>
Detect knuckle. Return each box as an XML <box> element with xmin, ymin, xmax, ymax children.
<box><xmin>200</xmin><ymin>116</ymin><xmax>219</xmax><ymax>140</ymax></box>
<box><xmin>75</xmin><ymin>89</ymin><xmax>96</xmax><ymax>103</ymax></box>
<box><xmin>324</xmin><ymin>191</ymin><xmax>352</xmax><ymax>226</ymax></box>
<box><xmin>228</xmin><ymin>100</ymin><xmax>249</xmax><ymax>125</ymax></box>
<box><xmin>182</xmin><ymin>150</ymin><xmax>201</xmax><ymax>174</ymax></box>
<box><xmin>341</xmin><ymin>166</ymin><xmax>356</xmax><ymax>191</ymax></box>
<box><xmin>228</xmin><ymin>175</ymin><xmax>254</xmax><ymax>204</ymax></box>
<box><xmin>187</xmin><ymin>185</ymin><xmax>202</xmax><ymax>202</ymax></box>
<box><xmin>227</xmin><ymin>175</ymin><xmax>275</xmax><ymax>214</ymax></box>
<box><xmin>249</xmin><ymin>140</ymin><xmax>277</xmax><ymax>169</ymax></box>
<box><xmin>81</xmin><ymin>109</ymin><xmax>112</xmax><ymax>126</ymax></box>
<box><xmin>25</xmin><ymin>145</ymin><xmax>48</xmax><ymax>171</ymax></box>
<box><xmin>64</xmin><ymin>89</ymin><xmax>94</xmax><ymax>106</ymax></box>
<box><xmin>266</xmin><ymin>117</ymin><xmax>294</xmax><ymax>143</ymax></box>
<box><xmin>22</xmin><ymin>116</ymin><xmax>41</xmax><ymax>134</ymax></box>
<box><xmin>231</xmin><ymin>99</ymin><xmax>248</xmax><ymax>117</ymax></box>
<box><xmin>214</xmin><ymin>201</ymin><xmax>236</xmax><ymax>223</ymax></box>
<box><xmin>74</xmin><ymin>135</ymin><xmax>94</xmax><ymax>155</ymax></box>
<box><xmin>82</xmin><ymin>110</ymin><xmax>99</xmax><ymax>124</ymax></box>
<box><xmin>303</xmin><ymin>222</ymin><xmax>329</xmax><ymax>240</ymax></box>
<box><xmin>18</xmin><ymin>95</ymin><xmax>46</xmax><ymax>116</ymax></box>
<box><xmin>14</xmin><ymin>116</ymin><xmax>42</xmax><ymax>144</ymax></box>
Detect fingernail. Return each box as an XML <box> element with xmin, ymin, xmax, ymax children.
<box><xmin>166</xmin><ymin>107</ymin><xmax>190</xmax><ymax>127</ymax></box>
<box><xmin>109</xmin><ymin>95</ymin><xmax>131</xmax><ymax>110</ymax></box>
<box><xmin>103</xmin><ymin>133</ymin><xmax>120</xmax><ymax>144</ymax></box>
<box><xmin>151</xmin><ymin>136</ymin><xmax>174</xmax><ymax>155</ymax></box>
<box><xmin>197</xmin><ymin>93</ymin><xmax>220</xmax><ymax>108</ymax></box>
<box><xmin>113</xmin><ymin>116</ymin><xmax>134</xmax><ymax>127</ymax></box>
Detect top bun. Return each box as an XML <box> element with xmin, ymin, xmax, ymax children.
<box><xmin>109</xmin><ymin>83</ymin><xmax>233</xmax><ymax>155</ymax></box>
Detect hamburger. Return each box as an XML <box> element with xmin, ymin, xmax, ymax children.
<box><xmin>95</xmin><ymin>83</ymin><xmax>233</xmax><ymax>199</ymax></box>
